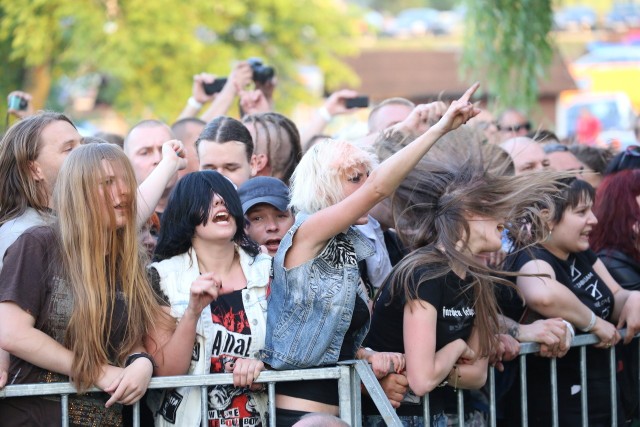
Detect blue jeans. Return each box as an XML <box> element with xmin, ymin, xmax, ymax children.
<box><xmin>365</xmin><ymin>413</ymin><xmax>447</xmax><ymax>427</ymax></box>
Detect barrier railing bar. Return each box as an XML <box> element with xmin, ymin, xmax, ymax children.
<box><xmin>610</xmin><ymin>346</ymin><xmax>618</xmax><ymax>427</ymax></box>
<box><xmin>61</xmin><ymin>393</ymin><xmax>69</xmax><ymax>427</ymax></box>
<box><xmin>489</xmin><ymin>366</ymin><xmax>496</xmax><ymax>427</ymax></box>
<box><xmin>353</xmin><ymin>360</ymin><xmax>402</xmax><ymax>426</ymax></box>
<box><xmin>580</xmin><ymin>345</ymin><xmax>588</xmax><ymax>427</ymax></box>
<box><xmin>268</xmin><ymin>382</ymin><xmax>276</xmax><ymax>427</ymax></box>
<box><xmin>423</xmin><ymin>389</ymin><xmax>431</xmax><ymax>425</ymax></box>
<box><xmin>132</xmin><ymin>400</ymin><xmax>140</xmax><ymax>427</ymax></box>
<box><xmin>200</xmin><ymin>385</ymin><xmax>208</xmax><ymax>427</ymax></box>
<box><xmin>337</xmin><ymin>365</ymin><xmax>353</xmax><ymax>424</ymax></box>
<box><xmin>3</xmin><ymin>330</ymin><xmax>640</xmax><ymax>426</ymax></box>
<box><xmin>550</xmin><ymin>358</ymin><xmax>559</xmax><ymax>427</ymax></box>
<box><xmin>457</xmin><ymin>388</ymin><xmax>464</xmax><ymax>426</ymax></box>
<box><xmin>520</xmin><ymin>355</ymin><xmax>528</xmax><ymax>427</ymax></box>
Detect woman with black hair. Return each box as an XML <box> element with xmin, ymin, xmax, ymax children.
<box><xmin>507</xmin><ymin>178</ymin><xmax>640</xmax><ymax>426</ymax></box>
<box><xmin>146</xmin><ymin>170</ymin><xmax>271</xmax><ymax>427</ymax></box>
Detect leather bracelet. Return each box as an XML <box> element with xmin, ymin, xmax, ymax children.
<box><xmin>125</xmin><ymin>352</ymin><xmax>157</xmax><ymax>368</ymax></box>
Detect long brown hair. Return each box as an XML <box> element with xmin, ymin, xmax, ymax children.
<box><xmin>0</xmin><ymin>112</ymin><xmax>75</xmax><ymax>224</ymax></box>
<box><xmin>53</xmin><ymin>143</ymin><xmax>166</xmax><ymax>390</ymax></box>
<box><xmin>379</xmin><ymin>127</ymin><xmax>560</xmax><ymax>356</ymax></box>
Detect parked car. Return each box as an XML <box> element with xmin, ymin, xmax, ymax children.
<box><xmin>605</xmin><ymin>2</ymin><xmax>640</xmax><ymax>32</ymax></box>
<box><xmin>554</xmin><ymin>5</ymin><xmax>597</xmax><ymax>31</ymax></box>
<box><xmin>389</xmin><ymin>8</ymin><xmax>439</xmax><ymax>37</ymax></box>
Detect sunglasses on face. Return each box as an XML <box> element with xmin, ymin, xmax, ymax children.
<box><xmin>497</xmin><ymin>122</ymin><xmax>531</xmax><ymax>133</ymax></box>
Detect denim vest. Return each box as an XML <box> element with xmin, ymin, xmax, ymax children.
<box><xmin>260</xmin><ymin>212</ymin><xmax>374</xmax><ymax>369</ymax></box>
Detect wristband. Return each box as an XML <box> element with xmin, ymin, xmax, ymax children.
<box><xmin>318</xmin><ymin>106</ymin><xmax>332</xmax><ymax>122</ymax></box>
<box><xmin>562</xmin><ymin>319</ymin><xmax>575</xmax><ymax>339</ymax></box>
<box><xmin>125</xmin><ymin>352</ymin><xmax>157</xmax><ymax>368</ymax></box>
<box><xmin>187</xmin><ymin>96</ymin><xmax>203</xmax><ymax>110</ymax></box>
<box><xmin>579</xmin><ymin>310</ymin><xmax>597</xmax><ymax>333</ymax></box>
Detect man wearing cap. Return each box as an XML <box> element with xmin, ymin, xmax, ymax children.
<box><xmin>238</xmin><ymin>176</ymin><xmax>295</xmax><ymax>256</ymax></box>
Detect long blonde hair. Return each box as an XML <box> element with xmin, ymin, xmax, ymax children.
<box><xmin>53</xmin><ymin>143</ymin><xmax>165</xmax><ymax>390</ymax></box>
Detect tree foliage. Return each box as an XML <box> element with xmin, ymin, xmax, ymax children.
<box><xmin>460</xmin><ymin>0</ymin><xmax>554</xmax><ymax>114</ymax></box>
<box><xmin>0</xmin><ymin>0</ymin><xmax>360</xmax><ymax>123</ymax></box>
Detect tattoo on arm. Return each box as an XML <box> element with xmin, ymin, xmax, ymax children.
<box><xmin>498</xmin><ymin>314</ymin><xmax>520</xmax><ymax>340</ymax></box>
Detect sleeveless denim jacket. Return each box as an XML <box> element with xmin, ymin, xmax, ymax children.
<box><xmin>260</xmin><ymin>212</ymin><xmax>375</xmax><ymax>369</ymax></box>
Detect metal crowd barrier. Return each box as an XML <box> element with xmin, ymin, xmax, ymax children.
<box><xmin>1</xmin><ymin>330</ymin><xmax>638</xmax><ymax>427</ymax></box>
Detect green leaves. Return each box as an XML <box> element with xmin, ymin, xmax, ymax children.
<box><xmin>0</xmin><ymin>0</ymin><xmax>359</xmax><ymax>122</ymax></box>
<box><xmin>461</xmin><ymin>0</ymin><xmax>553</xmax><ymax>114</ymax></box>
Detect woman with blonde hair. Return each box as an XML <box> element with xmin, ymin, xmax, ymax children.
<box><xmin>261</xmin><ymin>84</ymin><xmax>481</xmax><ymax>426</ymax></box>
<box><xmin>0</xmin><ymin>143</ymin><xmax>170</xmax><ymax>426</ymax></box>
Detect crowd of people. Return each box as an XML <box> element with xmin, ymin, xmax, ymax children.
<box><xmin>0</xmin><ymin>60</ymin><xmax>639</xmax><ymax>427</ymax></box>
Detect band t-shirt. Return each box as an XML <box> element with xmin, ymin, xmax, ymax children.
<box><xmin>0</xmin><ymin>226</ymin><xmax>127</xmax><ymax>426</ymax></box>
<box><xmin>208</xmin><ymin>289</ymin><xmax>265</xmax><ymax>427</ymax></box>
<box><xmin>365</xmin><ymin>265</ymin><xmax>475</xmax><ymax>416</ymax></box>
<box><xmin>507</xmin><ymin>247</ymin><xmax>617</xmax><ymax>426</ymax></box>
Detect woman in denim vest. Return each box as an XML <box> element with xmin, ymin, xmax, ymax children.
<box><xmin>261</xmin><ymin>84</ymin><xmax>483</xmax><ymax>426</ymax></box>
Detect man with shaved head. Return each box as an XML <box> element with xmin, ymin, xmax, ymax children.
<box><xmin>500</xmin><ymin>137</ymin><xmax>549</xmax><ymax>175</ymax></box>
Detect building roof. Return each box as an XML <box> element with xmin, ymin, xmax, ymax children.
<box><xmin>342</xmin><ymin>49</ymin><xmax>577</xmax><ymax>102</ymax></box>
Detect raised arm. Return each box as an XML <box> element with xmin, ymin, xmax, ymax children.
<box><xmin>136</xmin><ymin>140</ymin><xmax>186</xmax><ymax>227</ymax></box>
<box><xmin>201</xmin><ymin>62</ymin><xmax>253</xmax><ymax>122</ymax></box>
<box><xmin>145</xmin><ymin>272</ymin><xmax>224</xmax><ymax>376</ymax></box>
<box><xmin>291</xmin><ymin>84</ymin><xmax>481</xmax><ymax>262</ymax></box>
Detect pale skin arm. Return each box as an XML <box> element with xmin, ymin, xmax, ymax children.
<box><xmin>517</xmin><ymin>259</ymin><xmax>620</xmax><ymax>348</ymax></box>
<box><xmin>593</xmin><ymin>259</ymin><xmax>640</xmax><ymax>344</ymax></box>
<box><xmin>498</xmin><ymin>314</ymin><xmax>571</xmax><ymax>358</ymax></box>
<box><xmin>176</xmin><ymin>73</ymin><xmax>218</xmax><ymax>121</ymax></box>
<box><xmin>300</xmin><ymin>89</ymin><xmax>360</xmax><ymax>151</ymax></box>
<box><xmin>136</xmin><ymin>140</ymin><xmax>186</xmax><ymax>227</ymax></box>
<box><xmin>0</xmin><ymin>349</ymin><xmax>8</xmax><ymax>388</ymax></box>
<box><xmin>403</xmin><ymin>299</ymin><xmax>485</xmax><ymax>396</ymax></box>
<box><xmin>0</xmin><ymin>302</ymin><xmax>127</xmax><ymax>398</ymax></box>
<box><xmin>145</xmin><ymin>272</ymin><xmax>225</xmax><ymax>376</ymax></box>
<box><xmin>285</xmin><ymin>83</ymin><xmax>481</xmax><ymax>269</ymax></box>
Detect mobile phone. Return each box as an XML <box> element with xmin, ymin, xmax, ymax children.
<box><xmin>345</xmin><ymin>96</ymin><xmax>369</xmax><ymax>109</ymax></box>
<box><xmin>203</xmin><ymin>77</ymin><xmax>228</xmax><ymax>95</ymax></box>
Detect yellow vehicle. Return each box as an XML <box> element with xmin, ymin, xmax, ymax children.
<box><xmin>569</xmin><ymin>45</ymin><xmax>640</xmax><ymax>111</ymax></box>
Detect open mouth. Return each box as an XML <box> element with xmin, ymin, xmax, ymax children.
<box><xmin>212</xmin><ymin>211</ymin><xmax>230</xmax><ymax>223</ymax></box>
<box><xmin>264</xmin><ymin>238</ymin><xmax>281</xmax><ymax>250</ymax></box>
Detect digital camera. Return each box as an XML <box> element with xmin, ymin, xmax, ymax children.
<box><xmin>247</xmin><ymin>58</ymin><xmax>275</xmax><ymax>84</ymax></box>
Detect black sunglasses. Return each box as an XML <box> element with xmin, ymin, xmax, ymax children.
<box><xmin>497</xmin><ymin>121</ymin><xmax>531</xmax><ymax>133</ymax></box>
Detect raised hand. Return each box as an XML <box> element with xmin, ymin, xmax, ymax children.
<box><xmin>161</xmin><ymin>139</ymin><xmax>187</xmax><ymax>171</ymax></box>
<box><xmin>185</xmin><ymin>272</ymin><xmax>225</xmax><ymax>319</ymax></box>
<box><xmin>239</xmin><ymin>89</ymin><xmax>271</xmax><ymax>115</ymax></box>
<box><xmin>394</xmin><ymin>101</ymin><xmax>448</xmax><ymax>135</ymax></box>
<box><xmin>324</xmin><ymin>89</ymin><xmax>361</xmax><ymax>116</ymax></box>
<box><xmin>192</xmin><ymin>73</ymin><xmax>218</xmax><ymax>104</ymax></box>
<box><xmin>432</xmin><ymin>82</ymin><xmax>481</xmax><ymax>134</ymax></box>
